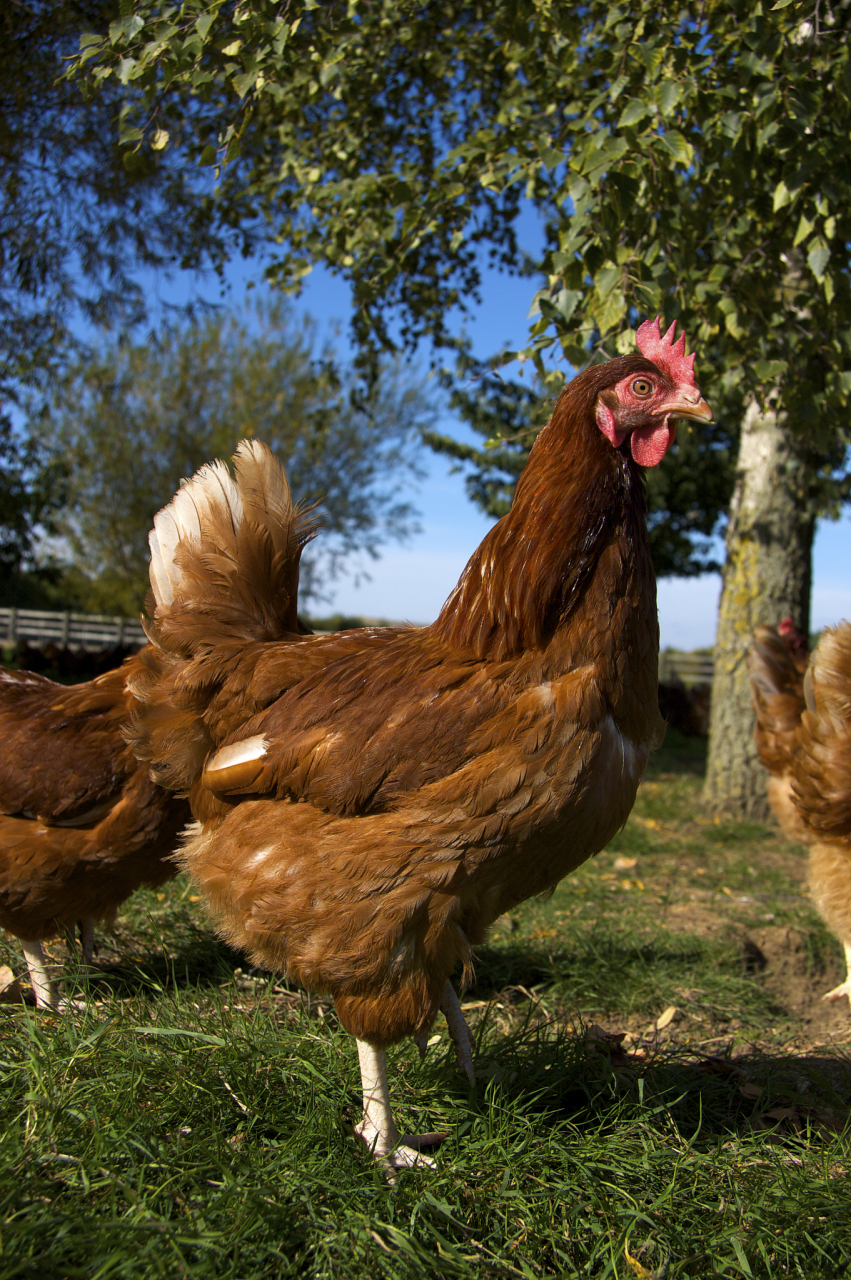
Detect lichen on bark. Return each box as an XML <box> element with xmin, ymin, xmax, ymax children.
<box><xmin>703</xmin><ymin>397</ymin><xmax>814</xmax><ymax>818</ymax></box>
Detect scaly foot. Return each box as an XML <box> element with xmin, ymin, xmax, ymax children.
<box><xmin>354</xmin><ymin>1116</ymin><xmax>445</xmax><ymax>1172</ymax></box>
<box><xmin>822</xmin><ymin>978</ymin><xmax>851</xmax><ymax>1006</ymax></box>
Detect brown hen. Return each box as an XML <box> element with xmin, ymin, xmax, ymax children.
<box><xmin>789</xmin><ymin>623</ymin><xmax>851</xmax><ymax>1008</ymax></box>
<box><xmin>0</xmin><ymin>656</ymin><xmax>190</xmax><ymax>1007</ymax></box>
<box><xmin>130</xmin><ymin>319</ymin><xmax>712</xmax><ymax>1170</ymax></box>
<box><xmin>749</xmin><ymin>620</ymin><xmax>810</xmax><ymax>846</ymax></box>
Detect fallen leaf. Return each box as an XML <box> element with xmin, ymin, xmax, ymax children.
<box><xmin>624</xmin><ymin>1243</ymin><xmax>656</xmax><ymax>1278</ymax></box>
<box><xmin>0</xmin><ymin>965</ymin><xmax>23</xmax><ymax>1004</ymax></box>
<box><xmin>614</xmin><ymin>856</ymin><xmax>638</xmax><ymax>870</ymax></box>
<box><xmin>654</xmin><ymin>1005</ymin><xmax>679</xmax><ymax>1031</ymax></box>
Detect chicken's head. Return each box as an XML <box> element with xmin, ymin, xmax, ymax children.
<box><xmin>595</xmin><ymin>318</ymin><xmax>712</xmax><ymax>467</ymax></box>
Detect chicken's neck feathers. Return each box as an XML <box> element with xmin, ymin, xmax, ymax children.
<box><xmin>433</xmin><ymin>387</ymin><xmax>647</xmax><ymax>663</ymax></box>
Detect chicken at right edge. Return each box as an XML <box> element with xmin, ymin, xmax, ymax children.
<box><xmin>750</xmin><ymin>621</ymin><xmax>851</xmax><ymax>1008</ymax></box>
<box><xmin>131</xmin><ymin>318</ymin><xmax>712</xmax><ymax>1172</ymax></box>
<box><xmin>791</xmin><ymin>625</ymin><xmax>851</xmax><ymax>1008</ymax></box>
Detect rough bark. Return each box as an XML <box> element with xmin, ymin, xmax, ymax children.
<box><xmin>703</xmin><ymin>398</ymin><xmax>814</xmax><ymax>818</ymax></box>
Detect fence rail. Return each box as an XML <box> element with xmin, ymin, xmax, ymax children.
<box><xmin>0</xmin><ymin>607</ymin><xmax>717</xmax><ymax>682</ymax></box>
<box><xmin>658</xmin><ymin>650</ymin><xmax>714</xmax><ymax>685</ymax></box>
<box><xmin>0</xmin><ymin>607</ymin><xmax>147</xmax><ymax>652</ymax></box>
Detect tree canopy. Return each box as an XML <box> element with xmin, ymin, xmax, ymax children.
<box><xmin>36</xmin><ymin>301</ymin><xmax>433</xmax><ymax>614</ymax></box>
<box><xmin>71</xmin><ymin>0</ymin><xmax>851</xmax><ymax>570</ymax></box>
<box><xmin>0</xmin><ymin>0</ymin><xmax>251</xmax><ymax>589</ymax></box>
<box><xmin>1</xmin><ymin>0</ymin><xmax>243</xmax><ymax>395</ymax></box>
<box><xmin>73</xmin><ymin>3</ymin><xmax>850</xmax><ymax>380</ymax></box>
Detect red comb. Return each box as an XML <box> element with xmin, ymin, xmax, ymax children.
<box><xmin>636</xmin><ymin>316</ymin><xmax>697</xmax><ymax>386</ymax></box>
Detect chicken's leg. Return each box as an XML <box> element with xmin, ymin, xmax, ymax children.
<box><xmin>822</xmin><ymin>941</ymin><xmax>851</xmax><ymax>1008</ymax></box>
<box><xmin>21</xmin><ymin>940</ymin><xmax>58</xmax><ymax>1010</ymax></box>
<box><xmin>440</xmin><ymin>980</ymin><xmax>476</xmax><ymax>1086</ymax></box>
<box><xmin>80</xmin><ymin>918</ymin><xmax>95</xmax><ymax>966</ymax></box>
<box><xmin>354</xmin><ymin>1039</ymin><xmax>445</xmax><ymax>1174</ymax></box>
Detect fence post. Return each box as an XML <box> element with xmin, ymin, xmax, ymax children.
<box><xmin>8</xmin><ymin>608</ymin><xmax>17</xmax><ymax>644</ymax></box>
<box><xmin>61</xmin><ymin>612</ymin><xmax>70</xmax><ymax>646</ymax></box>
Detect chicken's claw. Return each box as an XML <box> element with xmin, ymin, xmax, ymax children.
<box><xmin>822</xmin><ymin>942</ymin><xmax>851</xmax><ymax>1010</ymax></box>
<box><xmin>354</xmin><ymin>1116</ymin><xmax>445</xmax><ymax>1179</ymax></box>
<box><xmin>441</xmin><ymin>980</ymin><xmax>476</xmax><ymax>1086</ymax></box>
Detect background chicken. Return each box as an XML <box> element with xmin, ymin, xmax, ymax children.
<box><xmin>750</xmin><ymin>619</ymin><xmax>851</xmax><ymax>1008</ymax></box>
<box><xmin>748</xmin><ymin>620</ymin><xmax>810</xmax><ymax>846</ymax></box>
<box><xmin>130</xmin><ymin>318</ymin><xmax>712</xmax><ymax>1171</ymax></box>
<box><xmin>788</xmin><ymin>623</ymin><xmax>851</xmax><ymax>1007</ymax></box>
<box><xmin>0</xmin><ymin>657</ymin><xmax>190</xmax><ymax>1008</ymax></box>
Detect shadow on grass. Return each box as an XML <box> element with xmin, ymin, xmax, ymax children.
<box><xmin>78</xmin><ymin>928</ymin><xmax>248</xmax><ymax>1002</ymax></box>
<box><xmin>467</xmin><ymin>935</ymin><xmax>720</xmax><ymax>1002</ymax></box>
<box><xmin>648</xmin><ymin>724</ymin><xmax>708</xmax><ymax>778</ymax></box>
<box><xmin>470</xmin><ymin>1012</ymin><xmax>851</xmax><ymax>1150</ymax></box>
<box><xmin>85</xmin><ymin>931</ymin><xmax>716</xmax><ymax>1007</ymax></box>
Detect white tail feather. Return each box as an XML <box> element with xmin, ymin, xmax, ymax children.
<box><xmin>170</xmin><ymin>483</ymin><xmax>203</xmax><ymax>545</ymax></box>
<box><xmin>200</xmin><ymin>460</ymin><xmax>243</xmax><ymax>531</ymax></box>
<box><xmin>149</xmin><ymin>513</ymin><xmax>181</xmax><ymax>607</ymax></box>
<box><xmin>149</xmin><ymin>459</ymin><xmax>245</xmax><ymax>607</ymax></box>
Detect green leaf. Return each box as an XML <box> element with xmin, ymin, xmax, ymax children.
<box><xmin>773</xmin><ymin>179</ymin><xmax>792</xmax><ymax>212</ymax></box>
<box><xmin>793</xmin><ymin>214</ymin><xmax>814</xmax><ymax>247</ymax></box>
<box><xmin>634</xmin><ymin>42</ymin><xmax>665</xmax><ymax>80</ymax></box>
<box><xmin>753</xmin><ymin>359</ymin><xmax>787</xmax><ymax>381</ymax></box>
<box><xmin>196</xmin><ymin>13</ymin><xmax>216</xmax><ymax>40</ymax></box>
<box><xmin>807</xmin><ymin>239</ymin><xmax>829</xmax><ymax>280</ymax></box>
<box><xmin>232</xmin><ymin>70</ymin><xmax>258</xmax><ymax>97</ymax></box>
<box><xmin>538</xmin><ymin>146</ymin><xmax>566</xmax><ymax>172</ymax></box>
<box><xmin>724</xmin><ymin>309</ymin><xmax>745</xmax><ymax>339</ymax></box>
<box><xmin>109</xmin><ymin>14</ymin><xmax>143</xmax><ymax>44</ymax></box>
<box><xmin>656</xmin><ymin>81</ymin><xmax>681</xmax><ymax>116</ymax></box>
<box><xmin>618</xmin><ymin>99</ymin><xmax>649</xmax><ymax>128</ymax></box>
<box><xmin>594</xmin><ymin>264</ymin><xmax>621</xmax><ymax>297</ymax></box>
<box><xmin>657</xmin><ymin>130</ymin><xmax>694</xmax><ymax>166</ymax></box>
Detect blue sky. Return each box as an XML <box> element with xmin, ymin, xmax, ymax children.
<box><xmin>138</xmin><ymin>235</ymin><xmax>851</xmax><ymax>650</ymax></box>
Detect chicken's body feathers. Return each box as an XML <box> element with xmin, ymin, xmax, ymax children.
<box><xmin>136</xmin><ymin>336</ymin><xmax>712</xmax><ymax>1167</ymax></box>
<box><xmin>0</xmin><ymin>653</ymin><xmax>189</xmax><ymax>1004</ymax></box>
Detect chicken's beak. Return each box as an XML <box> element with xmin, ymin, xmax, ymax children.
<box><xmin>660</xmin><ymin>391</ymin><xmax>714</xmax><ymax>424</ymax></box>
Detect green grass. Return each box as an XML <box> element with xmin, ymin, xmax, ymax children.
<box><xmin>1</xmin><ymin>731</ymin><xmax>849</xmax><ymax>1277</ymax></box>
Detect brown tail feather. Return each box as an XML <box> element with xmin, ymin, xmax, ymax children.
<box><xmin>127</xmin><ymin>441</ymin><xmax>320</xmax><ymax>792</ymax></box>
<box><xmin>792</xmin><ymin>623</ymin><xmax>851</xmax><ymax>839</ymax></box>
<box><xmin>748</xmin><ymin>624</ymin><xmax>807</xmax><ymax>776</ymax></box>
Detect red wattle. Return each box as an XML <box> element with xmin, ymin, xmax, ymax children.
<box><xmin>630</xmin><ymin>419</ymin><xmax>675</xmax><ymax>467</ymax></box>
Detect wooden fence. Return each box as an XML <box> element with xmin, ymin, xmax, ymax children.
<box><xmin>0</xmin><ymin>607</ymin><xmax>147</xmax><ymax>652</ymax></box>
<box><xmin>0</xmin><ymin>607</ymin><xmax>717</xmax><ymax>683</ymax></box>
<box><xmin>658</xmin><ymin>649</ymin><xmax>714</xmax><ymax>685</ymax></box>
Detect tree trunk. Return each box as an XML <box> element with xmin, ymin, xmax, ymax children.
<box><xmin>702</xmin><ymin>398</ymin><xmax>814</xmax><ymax>818</ymax></box>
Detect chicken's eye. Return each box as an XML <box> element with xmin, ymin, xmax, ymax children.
<box><xmin>632</xmin><ymin>377</ymin><xmax>654</xmax><ymax>397</ymax></box>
